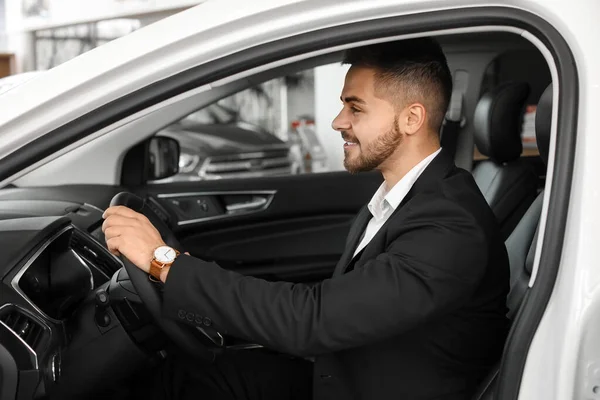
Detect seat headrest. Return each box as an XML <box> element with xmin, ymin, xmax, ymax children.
<box><xmin>535</xmin><ymin>84</ymin><xmax>552</xmax><ymax>165</ymax></box>
<box><xmin>474</xmin><ymin>82</ymin><xmax>530</xmax><ymax>163</ymax></box>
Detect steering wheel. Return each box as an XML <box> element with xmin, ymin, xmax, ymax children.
<box><xmin>109</xmin><ymin>192</ymin><xmax>221</xmax><ymax>361</ymax></box>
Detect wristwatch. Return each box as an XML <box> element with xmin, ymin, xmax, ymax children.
<box><xmin>149</xmin><ymin>245</ymin><xmax>180</xmax><ymax>281</ymax></box>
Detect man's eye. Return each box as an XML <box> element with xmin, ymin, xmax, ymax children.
<box><xmin>350</xmin><ymin>107</ymin><xmax>361</xmax><ymax>114</ymax></box>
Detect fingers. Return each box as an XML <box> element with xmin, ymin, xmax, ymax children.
<box><xmin>103</xmin><ymin>206</ymin><xmax>147</xmax><ymax>221</ymax></box>
<box><xmin>102</xmin><ymin>213</ymin><xmax>158</xmax><ymax>234</ymax></box>
<box><xmin>102</xmin><ymin>214</ymin><xmax>141</xmax><ymax>232</ymax></box>
<box><xmin>102</xmin><ymin>208</ymin><xmax>161</xmax><ymax>239</ymax></box>
<box><xmin>103</xmin><ymin>221</ymin><xmax>162</xmax><ymax>248</ymax></box>
<box><xmin>106</xmin><ymin>236</ymin><xmax>122</xmax><ymax>256</ymax></box>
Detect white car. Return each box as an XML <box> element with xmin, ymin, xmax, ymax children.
<box><xmin>0</xmin><ymin>1</ymin><xmax>596</xmax><ymax>399</ymax></box>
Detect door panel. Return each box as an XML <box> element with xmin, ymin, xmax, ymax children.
<box><xmin>182</xmin><ymin>214</ymin><xmax>352</xmax><ymax>281</ymax></box>
<box><xmin>157</xmin><ymin>190</ymin><xmax>276</xmax><ymax>226</ymax></box>
<box><xmin>140</xmin><ymin>171</ymin><xmax>382</xmax><ymax>282</ymax></box>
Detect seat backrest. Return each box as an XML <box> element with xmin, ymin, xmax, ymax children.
<box><xmin>472</xmin><ymin>82</ymin><xmax>539</xmax><ymax>239</ymax></box>
<box><xmin>471</xmin><ymin>83</ymin><xmax>553</xmax><ymax>400</ymax></box>
<box><xmin>505</xmin><ymin>192</ymin><xmax>542</xmax><ymax>319</ymax></box>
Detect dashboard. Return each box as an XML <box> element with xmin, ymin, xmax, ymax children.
<box><xmin>0</xmin><ymin>184</ymin><xmax>269</xmax><ymax>399</ymax></box>
<box><xmin>0</xmin><ymin>189</ymin><xmax>127</xmax><ymax>400</ymax></box>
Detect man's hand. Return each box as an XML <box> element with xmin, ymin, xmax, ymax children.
<box><xmin>102</xmin><ymin>206</ymin><xmax>166</xmax><ymax>273</ymax></box>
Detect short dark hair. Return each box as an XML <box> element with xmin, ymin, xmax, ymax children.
<box><xmin>342</xmin><ymin>38</ymin><xmax>452</xmax><ymax>134</ymax></box>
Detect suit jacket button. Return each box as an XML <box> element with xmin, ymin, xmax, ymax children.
<box><xmin>203</xmin><ymin>317</ymin><xmax>212</xmax><ymax>327</ymax></box>
<box><xmin>195</xmin><ymin>315</ymin><xmax>203</xmax><ymax>325</ymax></box>
<box><xmin>186</xmin><ymin>312</ymin><xmax>194</xmax><ymax>322</ymax></box>
<box><xmin>178</xmin><ymin>310</ymin><xmax>186</xmax><ymax>319</ymax></box>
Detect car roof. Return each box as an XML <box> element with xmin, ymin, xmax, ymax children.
<box><xmin>0</xmin><ymin>72</ymin><xmax>46</xmax><ymax>96</ymax></box>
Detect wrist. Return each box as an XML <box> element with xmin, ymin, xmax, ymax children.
<box><xmin>159</xmin><ymin>266</ymin><xmax>171</xmax><ymax>283</ymax></box>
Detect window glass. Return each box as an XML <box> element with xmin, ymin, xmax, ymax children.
<box><xmin>155</xmin><ymin>64</ymin><xmax>350</xmax><ymax>183</ymax></box>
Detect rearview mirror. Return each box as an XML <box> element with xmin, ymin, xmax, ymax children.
<box><xmin>147</xmin><ymin>136</ymin><xmax>180</xmax><ymax>181</ymax></box>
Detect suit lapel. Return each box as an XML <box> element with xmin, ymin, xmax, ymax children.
<box><xmin>333</xmin><ymin>205</ymin><xmax>371</xmax><ymax>276</ymax></box>
<box><xmin>333</xmin><ymin>149</ymin><xmax>456</xmax><ymax>277</ymax></box>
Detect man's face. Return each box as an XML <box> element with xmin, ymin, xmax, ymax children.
<box><xmin>332</xmin><ymin>66</ymin><xmax>403</xmax><ymax>174</ymax></box>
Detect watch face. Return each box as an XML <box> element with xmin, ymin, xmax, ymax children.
<box><xmin>154</xmin><ymin>246</ymin><xmax>177</xmax><ymax>263</ymax></box>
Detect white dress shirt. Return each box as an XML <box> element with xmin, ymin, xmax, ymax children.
<box><xmin>353</xmin><ymin>148</ymin><xmax>442</xmax><ymax>258</ymax></box>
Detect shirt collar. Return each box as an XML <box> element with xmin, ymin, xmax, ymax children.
<box><xmin>367</xmin><ymin>148</ymin><xmax>442</xmax><ymax>220</ymax></box>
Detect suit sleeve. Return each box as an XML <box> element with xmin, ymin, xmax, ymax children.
<box><xmin>162</xmin><ymin>197</ymin><xmax>489</xmax><ymax>357</ymax></box>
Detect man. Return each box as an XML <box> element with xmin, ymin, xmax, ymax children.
<box><xmin>103</xmin><ymin>38</ymin><xmax>510</xmax><ymax>400</ymax></box>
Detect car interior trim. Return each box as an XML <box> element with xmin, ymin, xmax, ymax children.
<box><xmin>157</xmin><ymin>190</ymin><xmax>277</xmax><ymax>226</ymax></box>
<box><xmin>225</xmin><ymin>343</ymin><xmax>264</xmax><ymax>351</ymax></box>
<box><xmin>69</xmin><ymin>248</ymin><xmax>95</xmax><ymax>292</ymax></box>
<box><xmin>157</xmin><ymin>190</ymin><xmax>277</xmax><ymax>198</ymax></box>
<box><xmin>0</xmin><ymin>304</ymin><xmax>40</xmax><ymax>369</ymax></box>
<box><xmin>10</xmin><ymin>225</ymin><xmax>73</xmax><ymax>324</ymax></box>
<box><xmin>50</xmin><ymin>351</ymin><xmax>60</xmax><ymax>383</ymax></box>
<box><xmin>83</xmin><ymin>202</ymin><xmax>105</xmax><ymax>214</ymax></box>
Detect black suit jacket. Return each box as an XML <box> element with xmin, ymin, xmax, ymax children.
<box><xmin>162</xmin><ymin>149</ymin><xmax>510</xmax><ymax>400</ymax></box>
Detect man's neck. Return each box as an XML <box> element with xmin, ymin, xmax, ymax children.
<box><xmin>380</xmin><ymin>143</ymin><xmax>441</xmax><ymax>191</ymax></box>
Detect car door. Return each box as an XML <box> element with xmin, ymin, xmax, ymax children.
<box><xmin>138</xmin><ymin>171</ymin><xmax>381</xmax><ymax>283</ymax></box>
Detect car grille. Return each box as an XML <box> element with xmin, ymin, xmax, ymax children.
<box><xmin>199</xmin><ymin>150</ymin><xmax>292</xmax><ymax>180</ymax></box>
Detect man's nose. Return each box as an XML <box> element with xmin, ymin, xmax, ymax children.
<box><xmin>332</xmin><ymin>109</ymin><xmax>350</xmax><ymax>132</ymax></box>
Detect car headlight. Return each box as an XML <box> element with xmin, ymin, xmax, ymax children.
<box><xmin>179</xmin><ymin>153</ymin><xmax>200</xmax><ymax>173</ymax></box>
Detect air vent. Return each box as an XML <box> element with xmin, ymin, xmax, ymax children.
<box><xmin>70</xmin><ymin>229</ymin><xmax>121</xmax><ymax>278</ymax></box>
<box><xmin>0</xmin><ymin>307</ymin><xmax>48</xmax><ymax>351</ymax></box>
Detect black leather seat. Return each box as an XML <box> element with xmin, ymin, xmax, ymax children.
<box><xmin>471</xmin><ymin>83</ymin><xmax>553</xmax><ymax>400</ymax></box>
<box><xmin>472</xmin><ymin>82</ymin><xmax>539</xmax><ymax>239</ymax></box>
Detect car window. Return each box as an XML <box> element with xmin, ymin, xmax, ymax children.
<box><xmin>154</xmin><ymin>64</ymin><xmax>347</xmax><ymax>183</ymax></box>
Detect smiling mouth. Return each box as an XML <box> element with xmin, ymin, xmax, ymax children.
<box><xmin>342</xmin><ymin>134</ymin><xmax>359</xmax><ymax>148</ymax></box>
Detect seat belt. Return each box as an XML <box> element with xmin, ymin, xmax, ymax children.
<box><xmin>440</xmin><ymin>90</ymin><xmax>465</xmax><ymax>159</ymax></box>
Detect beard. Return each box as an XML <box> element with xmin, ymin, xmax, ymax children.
<box><xmin>343</xmin><ymin>116</ymin><xmax>403</xmax><ymax>174</ymax></box>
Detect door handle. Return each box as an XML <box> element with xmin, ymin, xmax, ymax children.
<box><xmin>225</xmin><ymin>196</ymin><xmax>269</xmax><ymax>213</ymax></box>
<box><xmin>157</xmin><ymin>190</ymin><xmax>276</xmax><ymax>226</ymax></box>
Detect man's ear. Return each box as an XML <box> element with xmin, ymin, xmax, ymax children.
<box><xmin>402</xmin><ymin>103</ymin><xmax>427</xmax><ymax>136</ymax></box>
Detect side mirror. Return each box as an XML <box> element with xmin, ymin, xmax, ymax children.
<box><xmin>147</xmin><ymin>136</ymin><xmax>180</xmax><ymax>181</ymax></box>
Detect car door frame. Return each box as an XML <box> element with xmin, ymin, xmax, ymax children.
<box><xmin>0</xmin><ymin>7</ymin><xmax>578</xmax><ymax>400</ymax></box>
